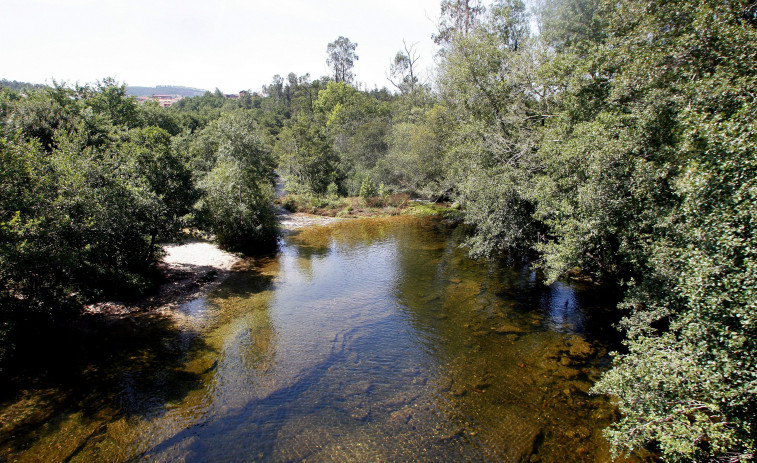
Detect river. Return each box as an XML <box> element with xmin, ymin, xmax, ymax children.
<box><xmin>0</xmin><ymin>216</ymin><xmax>636</xmax><ymax>462</ymax></box>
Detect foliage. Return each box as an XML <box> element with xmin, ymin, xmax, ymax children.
<box><xmin>432</xmin><ymin>0</ymin><xmax>757</xmax><ymax>460</ymax></box>
<box><xmin>586</xmin><ymin>1</ymin><xmax>757</xmax><ymax>459</ymax></box>
<box><xmin>433</xmin><ymin>0</ymin><xmax>487</xmax><ymax>46</ymax></box>
<box><xmin>326</xmin><ymin>36</ymin><xmax>359</xmax><ymax>84</ymax></box>
<box><xmin>389</xmin><ymin>41</ymin><xmax>422</xmax><ymax>94</ymax></box>
<box><xmin>275</xmin><ymin>115</ymin><xmax>340</xmax><ymax>195</ymax></box>
<box><xmin>192</xmin><ymin>112</ymin><xmax>278</xmax><ymax>252</ymax></box>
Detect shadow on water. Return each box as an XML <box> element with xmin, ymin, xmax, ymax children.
<box><xmin>0</xmin><ymin>263</ymin><xmax>277</xmax><ymax>461</ymax></box>
<box><xmin>142</xmin><ymin>325</ymin><xmax>360</xmax><ymax>462</ymax></box>
<box><xmin>0</xmin><ymin>313</ymin><xmax>208</xmax><ymax>457</ymax></box>
<box><xmin>1</xmin><ymin>216</ymin><xmax>645</xmax><ymax>462</ymax></box>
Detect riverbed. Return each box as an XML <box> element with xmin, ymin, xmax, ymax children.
<box><xmin>0</xmin><ymin>216</ymin><xmax>637</xmax><ymax>462</ymax></box>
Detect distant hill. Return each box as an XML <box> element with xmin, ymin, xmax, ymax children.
<box><xmin>126</xmin><ymin>85</ymin><xmax>208</xmax><ymax>97</ymax></box>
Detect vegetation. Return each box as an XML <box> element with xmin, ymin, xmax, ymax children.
<box><xmin>433</xmin><ymin>0</ymin><xmax>757</xmax><ymax>461</ymax></box>
<box><xmin>2</xmin><ymin>0</ymin><xmax>756</xmax><ymax>460</ymax></box>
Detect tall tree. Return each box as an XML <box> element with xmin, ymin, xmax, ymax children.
<box><xmin>326</xmin><ymin>36</ymin><xmax>359</xmax><ymax>84</ymax></box>
<box><xmin>433</xmin><ymin>0</ymin><xmax>487</xmax><ymax>46</ymax></box>
<box><xmin>388</xmin><ymin>40</ymin><xmax>421</xmax><ymax>94</ymax></box>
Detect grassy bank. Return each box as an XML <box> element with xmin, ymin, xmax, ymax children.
<box><xmin>276</xmin><ymin>193</ymin><xmax>463</xmax><ymax>220</ymax></box>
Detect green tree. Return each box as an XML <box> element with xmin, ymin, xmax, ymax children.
<box><xmin>194</xmin><ymin>112</ymin><xmax>277</xmax><ymax>252</ymax></box>
<box><xmin>326</xmin><ymin>36</ymin><xmax>359</xmax><ymax>84</ymax></box>
<box><xmin>275</xmin><ymin>115</ymin><xmax>339</xmax><ymax>195</ymax></box>
<box><xmin>437</xmin><ymin>0</ymin><xmax>547</xmax><ymax>254</ymax></box>
<box><xmin>388</xmin><ymin>40</ymin><xmax>421</xmax><ymax>94</ymax></box>
<box><xmin>433</xmin><ymin>0</ymin><xmax>487</xmax><ymax>46</ymax></box>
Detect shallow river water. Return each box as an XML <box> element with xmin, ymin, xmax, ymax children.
<box><xmin>1</xmin><ymin>216</ymin><xmax>639</xmax><ymax>462</ymax></box>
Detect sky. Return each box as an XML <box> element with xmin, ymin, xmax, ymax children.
<box><xmin>1</xmin><ymin>0</ymin><xmax>442</xmax><ymax>93</ymax></box>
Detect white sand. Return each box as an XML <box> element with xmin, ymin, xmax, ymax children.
<box><xmin>162</xmin><ymin>241</ymin><xmax>239</xmax><ymax>271</ymax></box>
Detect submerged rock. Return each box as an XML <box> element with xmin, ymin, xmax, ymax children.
<box><xmin>387</xmin><ymin>407</ymin><xmax>413</xmax><ymax>427</ymax></box>
<box><xmin>350</xmin><ymin>406</ymin><xmax>371</xmax><ymax>421</ymax></box>
<box><xmin>492</xmin><ymin>323</ymin><xmax>527</xmax><ymax>334</ymax></box>
<box><xmin>566</xmin><ymin>335</ymin><xmax>595</xmax><ymax>359</ymax></box>
<box><xmin>451</xmin><ymin>385</ymin><xmax>467</xmax><ymax>397</ymax></box>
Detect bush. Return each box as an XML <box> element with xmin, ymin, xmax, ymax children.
<box><xmin>359</xmin><ymin>177</ymin><xmax>377</xmax><ymax>198</ymax></box>
<box><xmin>194</xmin><ymin>112</ymin><xmax>278</xmax><ymax>252</ymax></box>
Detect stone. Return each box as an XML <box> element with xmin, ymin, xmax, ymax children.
<box><xmin>387</xmin><ymin>407</ymin><xmax>413</xmax><ymax>427</ymax></box>
<box><xmin>492</xmin><ymin>323</ymin><xmax>527</xmax><ymax>334</ymax></box>
<box><xmin>567</xmin><ymin>336</ymin><xmax>595</xmax><ymax>359</ymax></box>
<box><xmin>350</xmin><ymin>406</ymin><xmax>371</xmax><ymax>421</ymax></box>
<box><xmin>451</xmin><ymin>385</ymin><xmax>467</xmax><ymax>397</ymax></box>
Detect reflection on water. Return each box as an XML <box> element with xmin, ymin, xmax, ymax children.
<box><xmin>0</xmin><ymin>216</ymin><xmax>641</xmax><ymax>462</ymax></box>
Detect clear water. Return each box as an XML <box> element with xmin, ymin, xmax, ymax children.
<box><xmin>0</xmin><ymin>216</ymin><xmax>636</xmax><ymax>462</ymax></box>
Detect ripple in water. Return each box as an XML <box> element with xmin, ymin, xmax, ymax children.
<box><xmin>0</xmin><ymin>216</ymin><xmax>644</xmax><ymax>462</ymax></box>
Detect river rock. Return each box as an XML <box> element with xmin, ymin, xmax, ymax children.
<box><xmin>496</xmin><ymin>422</ymin><xmax>544</xmax><ymax>463</ymax></box>
<box><xmin>451</xmin><ymin>385</ymin><xmax>467</xmax><ymax>397</ymax></box>
<box><xmin>554</xmin><ymin>365</ymin><xmax>581</xmax><ymax>379</ymax></box>
<box><xmin>350</xmin><ymin>406</ymin><xmax>371</xmax><ymax>421</ymax></box>
<box><xmin>569</xmin><ymin>380</ymin><xmax>593</xmax><ymax>394</ymax></box>
<box><xmin>439</xmin><ymin>377</ymin><xmax>453</xmax><ymax>391</ymax></box>
<box><xmin>566</xmin><ymin>336</ymin><xmax>595</xmax><ymax>359</ymax></box>
<box><xmin>576</xmin><ymin>426</ymin><xmax>592</xmax><ymax>439</ymax></box>
<box><xmin>387</xmin><ymin>407</ymin><xmax>413</xmax><ymax>427</ymax></box>
<box><xmin>341</xmin><ymin>380</ymin><xmax>373</xmax><ymax>396</ymax></box>
<box><xmin>435</xmin><ymin>427</ymin><xmax>465</xmax><ymax>442</ymax></box>
<box><xmin>492</xmin><ymin>323</ymin><xmax>527</xmax><ymax>334</ymax></box>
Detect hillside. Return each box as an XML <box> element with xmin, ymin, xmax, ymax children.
<box><xmin>126</xmin><ymin>85</ymin><xmax>207</xmax><ymax>97</ymax></box>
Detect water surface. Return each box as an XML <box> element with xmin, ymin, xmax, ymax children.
<box><xmin>1</xmin><ymin>216</ymin><xmax>632</xmax><ymax>462</ymax></box>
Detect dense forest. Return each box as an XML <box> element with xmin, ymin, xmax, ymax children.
<box><xmin>1</xmin><ymin>0</ymin><xmax>756</xmax><ymax>461</ymax></box>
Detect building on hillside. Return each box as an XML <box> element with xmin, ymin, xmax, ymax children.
<box><xmin>151</xmin><ymin>94</ymin><xmax>182</xmax><ymax>107</ymax></box>
<box><xmin>134</xmin><ymin>95</ymin><xmax>183</xmax><ymax>107</ymax></box>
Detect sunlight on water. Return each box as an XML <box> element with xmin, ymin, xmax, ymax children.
<box><xmin>0</xmin><ymin>216</ymin><xmax>645</xmax><ymax>462</ymax></box>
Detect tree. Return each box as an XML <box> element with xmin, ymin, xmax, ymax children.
<box><xmin>433</xmin><ymin>0</ymin><xmax>486</xmax><ymax>47</ymax></box>
<box><xmin>437</xmin><ymin>0</ymin><xmax>546</xmax><ymax>254</ymax></box>
<box><xmin>275</xmin><ymin>115</ymin><xmax>339</xmax><ymax>195</ymax></box>
<box><xmin>388</xmin><ymin>40</ymin><xmax>421</xmax><ymax>94</ymax></box>
<box><xmin>326</xmin><ymin>36</ymin><xmax>359</xmax><ymax>84</ymax></box>
<box><xmin>194</xmin><ymin>112</ymin><xmax>277</xmax><ymax>252</ymax></box>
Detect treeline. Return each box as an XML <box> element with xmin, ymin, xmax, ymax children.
<box><xmin>0</xmin><ymin>79</ymin><xmax>278</xmax><ymax>363</ymax></box>
<box><xmin>0</xmin><ymin>78</ymin><xmax>49</xmax><ymax>93</ymax></box>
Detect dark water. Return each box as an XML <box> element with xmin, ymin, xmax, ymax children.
<box><xmin>0</xmin><ymin>216</ymin><xmax>636</xmax><ymax>462</ymax></box>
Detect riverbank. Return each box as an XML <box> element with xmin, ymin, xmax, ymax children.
<box><xmin>277</xmin><ymin>193</ymin><xmax>462</xmax><ymax>220</ymax></box>
<box><xmin>83</xmin><ymin>206</ymin><xmax>341</xmax><ymax>316</ymax></box>
<box><xmin>84</xmin><ymin>240</ymin><xmax>242</xmax><ymax>316</ymax></box>
<box><xmin>83</xmin><ymin>197</ymin><xmax>459</xmax><ymax>317</ymax></box>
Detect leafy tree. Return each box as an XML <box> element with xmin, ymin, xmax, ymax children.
<box><xmin>433</xmin><ymin>0</ymin><xmax>487</xmax><ymax>46</ymax></box>
<box><xmin>326</xmin><ymin>36</ymin><xmax>359</xmax><ymax>84</ymax></box>
<box><xmin>577</xmin><ymin>1</ymin><xmax>757</xmax><ymax>460</ymax></box>
<box><xmin>382</xmin><ymin>103</ymin><xmax>448</xmax><ymax>197</ymax></box>
<box><xmin>275</xmin><ymin>115</ymin><xmax>339</xmax><ymax>195</ymax></box>
<box><xmin>388</xmin><ymin>40</ymin><xmax>421</xmax><ymax>94</ymax></box>
<box><xmin>194</xmin><ymin>112</ymin><xmax>277</xmax><ymax>252</ymax></box>
<box><xmin>437</xmin><ymin>0</ymin><xmax>548</xmax><ymax>253</ymax></box>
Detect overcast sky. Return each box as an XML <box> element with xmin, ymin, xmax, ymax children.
<box><xmin>1</xmin><ymin>0</ymin><xmax>442</xmax><ymax>93</ymax></box>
